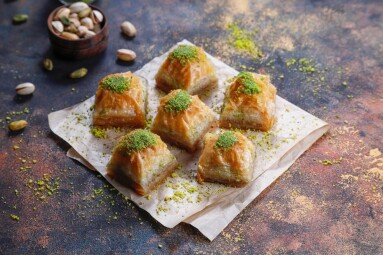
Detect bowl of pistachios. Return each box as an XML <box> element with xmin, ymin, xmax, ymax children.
<box><xmin>47</xmin><ymin>2</ymin><xmax>108</xmax><ymax>59</ymax></box>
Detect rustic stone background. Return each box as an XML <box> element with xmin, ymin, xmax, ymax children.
<box><xmin>0</xmin><ymin>0</ymin><xmax>382</xmax><ymax>254</ymax></box>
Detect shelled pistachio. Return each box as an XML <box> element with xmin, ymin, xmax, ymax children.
<box><xmin>9</xmin><ymin>120</ymin><xmax>28</xmax><ymax>131</ymax></box>
<box><xmin>69</xmin><ymin>68</ymin><xmax>88</xmax><ymax>78</ymax></box>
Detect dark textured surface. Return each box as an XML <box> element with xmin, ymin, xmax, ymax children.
<box><xmin>1</xmin><ymin>0</ymin><xmax>383</xmax><ymax>254</ymax></box>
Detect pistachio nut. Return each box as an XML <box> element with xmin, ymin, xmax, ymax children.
<box><xmin>64</xmin><ymin>23</ymin><xmax>78</xmax><ymax>33</ymax></box>
<box><xmin>52</xmin><ymin>21</ymin><xmax>64</xmax><ymax>33</ymax></box>
<box><xmin>15</xmin><ymin>82</ymin><xmax>35</xmax><ymax>95</ymax></box>
<box><xmin>78</xmin><ymin>7</ymin><xmax>92</xmax><ymax>19</ymax></box>
<box><xmin>70</xmin><ymin>68</ymin><xmax>88</xmax><ymax>79</ymax></box>
<box><xmin>77</xmin><ymin>25</ymin><xmax>89</xmax><ymax>37</ymax></box>
<box><xmin>69</xmin><ymin>13</ymin><xmax>78</xmax><ymax>19</ymax></box>
<box><xmin>69</xmin><ymin>2</ymin><xmax>89</xmax><ymax>13</ymax></box>
<box><xmin>121</xmin><ymin>21</ymin><xmax>136</xmax><ymax>37</ymax></box>
<box><xmin>13</xmin><ymin>14</ymin><xmax>28</xmax><ymax>24</ymax></box>
<box><xmin>59</xmin><ymin>16</ymin><xmax>70</xmax><ymax>26</ymax></box>
<box><xmin>117</xmin><ymin>49</ymin><xmax>136</xmax><ymax>62</ymax></box>
<box><xmin>80</xmin><ymin>17</ymin><xmax>94</xmax><ymax>30</ymax></box>
<box><xmin>43</xmin><ymin>58</ymin><xmax>53</xmax><ymax>71</ymax></box>
<box><xmin>91</xmin><ymin>10</ymin><xmax>103</xmax><ymax>23</ymax></box>
<box><xmin>9</xmin><ymin>120</ymin><xmax>28</xmax><ymax>132</ymax></box>
<box><xmin>84</xmin><ymin>30</ymin><xmax>96</xmax><ymax>38</ymax></box>
<box><xmin>69</xmin><ymin>17</ymin><xmax>81</xmax><ymax>27</ymax></box>
<box><xmin>61</xmin><ymin>31</ymin><xmax>80</xmax><ymax>40</ymax></box>
<box><xmin>54</xmin><ymin>7</ymin><xmax>70</xmax><ymax>20</ymax></box>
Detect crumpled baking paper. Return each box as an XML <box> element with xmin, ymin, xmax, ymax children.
<box><xmin>48</xmin><ymin>40</ymin><xmax>329</xmax><ymax>241</ymax></box>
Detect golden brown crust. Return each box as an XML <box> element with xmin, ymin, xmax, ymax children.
<box><xmin>220</xmin><ymin>73</ymin><xmax>276</xmax><ymax>131</ymax></box>
<box><xmin>155</xmin><ymin>46</ymin><xmax>218</xmax><ymax>95</ymax></box>
<box><xmin>107</xmin><ymin>132</ymin><xmax>178</xmax><ymax>195</ymax></box>
<box><xmin>93</xmin><ymin>72</ymin><xmax>146</xmax><ymax>128</ymax></box>
<box><xmin>151</xmin><ymin>89</ymin><xmax>216</xmax><ymax>152</ymax></box>
<box><xmin>197</xmin><ymin>130</ymin><xmax>256</xmax><ymax>187</ymax></box>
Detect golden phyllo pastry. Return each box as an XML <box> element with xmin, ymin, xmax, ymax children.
<box><xmin>93</xmin><ymin>72</ymin><xmax>146</xmax><ymax>128</ymax></box>
<box><xmin>107</xmin><ymin>129</ymin><xmax>178</xmax><ymax>195</ymax></box>
<box><xmin>151</xmin><ymin>89</ymin><xmax>216</xmax><ymax>152</ymax></box>
<box><xmin>155</xmin><ymin>45</ymin><xmax>218</xmax><ymax>95</ymax></box>
<box><xmin>220</xmin><ymin>72</ymin><xmax>277</xmax><ymax>131</ymax></box>
<box><xmin>197</xmin><ymin>129</ymin><xmax>256</xmax><ymax>187</ymax></box>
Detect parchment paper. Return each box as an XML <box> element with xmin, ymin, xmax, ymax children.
<box><xmin>48</xmin><ymin>40</ymin><xmax>329</xmax><ymax>241</ymax></box>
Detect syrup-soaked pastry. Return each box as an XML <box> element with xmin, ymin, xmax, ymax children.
<box><xmin>151</xmin><ymin>89</ymin><xmax>216</xmax><ymax>152</ymax></box>
<box><xmin>220</xmin><ymin>72</ymin><xmax>277</xmax><ymax>131</ymax></box>
<box><xmin>155</xmin><ymin>44</ymin><xmax>218</xmax><ymax>95</ymax></box>
<box><xmin>93</xmin><ymin>72</ymin><xmax>146</xmax><ymax>128</ymax></box>
<box><xmin>107</xmin><ymin>129</ymin><xmax>178</xmax><ymax>195</ymax></box>
<box><xmin>197</xmin><ymin>129</ymin><xmax>256</xmax><ymax>187</ymax></box>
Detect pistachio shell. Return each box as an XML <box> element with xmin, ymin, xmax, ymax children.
<box><xmin>43</xmin><ymin>58</ymin><xmax>53</xmax><ymax>71</ymax></box>
<box><xmin>52</xmin><ymin>21</ymin><xmax>64</xmax><ymax>33</ymax></box>
<box><xmin>61</xmin><ymin>31</ymin><xmax>80</xmax><ymax>40</ymax></box>
<box><xmin>69</xmin><ymin>2</ymin><xmax>89</xmax><ymax>13</ymax></box>
<box><xmin>84</xmin><ymin>30</ymin><xmax>96</xmax><ymax>38</ymax></box>
<box><xmin>69</xmin><ymin>17</ymin><xmax>81</xmax><ymax>27</ymax></box>
<box><xmin>69</xmin><ymin>68</ymin><xmax>88</xmax><ymax>79</ymax></box>
<box><xmin>54</xmin><ymin>7</ymin><xmax>70</xmax><ymax>20</ymax></box>
<box><xmin>117</xmin><ymin>49</ymin><xmax>136</xmax><ymax>61</ymax></box>
<box><xmin>91</xmin><ymin>10</ymin><xmax>103</xmax><ymax>23</ymax></box>
<box><xmin>77</xmin><ymin>25</ymin><xmax>88</xmax><ymax>37</ymax></box>
<box><xmin>78</xmin><ymin>7</ymin><xmax>92</xmax><ymax>19</ymax></box>
<box><xmin>15</xmin><ymin>82</ymin><xmax>35</xmax><ymax>95</ymax></box>
<box><xmin>9</xmin><ymin>120</ymin><xmax>28</xmax><ymax>131</ymax></box>
<box><xmin>93</xmin><ymin>23</ymin><xmax>101</xmax><ymax>33</ymax></box>
<box><xmin>80</xmin><ymin>17</ymin><xmax>94</xmax><ymax>30</ymax></box>
<box><xmin>121</xmin><ymin>21</ymin><xmax>136</xmax><ymax>37</ymax></box>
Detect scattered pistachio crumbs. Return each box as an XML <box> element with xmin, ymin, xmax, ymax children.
<box><xmin>101</xmin><ymin>76</ymin><xmax>132</xmax><ymax>94</ymax></box>
<box><xmin>118</xmin><ymin>130</ymin><xmax>156</xmax><ymax>154</ymax></box>
<box><xmin>236</xmin><ymin>72</ymin><xmax>261</xmax><ymax>95</ymax></box>
<box><xmin>214</xmin><ymin>131</ymin><xmax>238</xmax><ymax>150</ymax></box>
<box><xmin>164</xmin><ymin>90</ymin><xmax>192</xmax><ymax>113</ymax></box>
<box><xmin>10</xmin><ymin>214</ymin><xmax>20</xmax><ymax>221</ymax></box>
<box><xmin>228</xmin><ymin>23</ymin><xmax>263</xmax><ymax>58</ymax></box>
<box><xmin>169</xmin><ymin>45</ymin><xmax>199</xmax><ymax>65</ymax></box>
<box><xmin>90</xmin><ymin>127</ymin><xmax>108</xmax><ymax>139</ymax></box>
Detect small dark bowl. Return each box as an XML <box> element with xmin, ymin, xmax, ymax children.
<box><xmin>47</xmin><ymin>5</ymin><xmax>108</xmax><ymax>59</ymax></box>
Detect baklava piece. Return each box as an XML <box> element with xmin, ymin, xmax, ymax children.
<box><xmin>93</xmin><ymin>72</ymin><xmax>146</xmax><ymax>128</ymax></box>
<box><xmin>155</xmin><ymin>45</ymin><xmax>218</xmax><ymax>95</ymax></box>
<box><xmin>220</xmin><ymin>72</ymin><xmax>277</xmax><ymax>131</ymax></box>
<box><xmin>107</xmin><ymin>129</ymin><xmax>178</xmax><ymax>195</ymax></box>
<box><xmin>197</xmin><ymin>129</ymin><xmax>256</xmax><ymax>187</ymax></box>
<box><xmin>151</xmin><ymin>89</ymin><xmax>216</xmax><ymax>152</ymax></box>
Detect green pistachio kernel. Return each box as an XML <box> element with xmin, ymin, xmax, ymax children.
<box><xmin>13</xmin><ymin>14</ymin><xmax>28</xmax><ymax>24</ymax></box>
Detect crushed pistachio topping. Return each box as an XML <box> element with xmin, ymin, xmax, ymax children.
<box><xmin>101</xmin><ymin>75</ymin><xmax>132</xmax><ymax>93</ymax></box>
<box><xmin>236</xmin><ymin>72</ymin><xmax>261</xmax><ymax>95</ymax></box>
<box><xmin>118</xmin><ymin>129</ymin><xmax>156</xmax><ymax>154</ymax></box>
<box><xmin>214</xmin><ymin>131</ymin><xmax>238</xmax><ymax>150</ymax></box>
<box><xmin>169</xmin><ymin>45</ymin><xmax>199</xmax><ymax>65</ymax></box>
<box><xmin>164</xmin><ymin>90</ymin><xmax>192</xmax><ymax>113</ymax></box>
